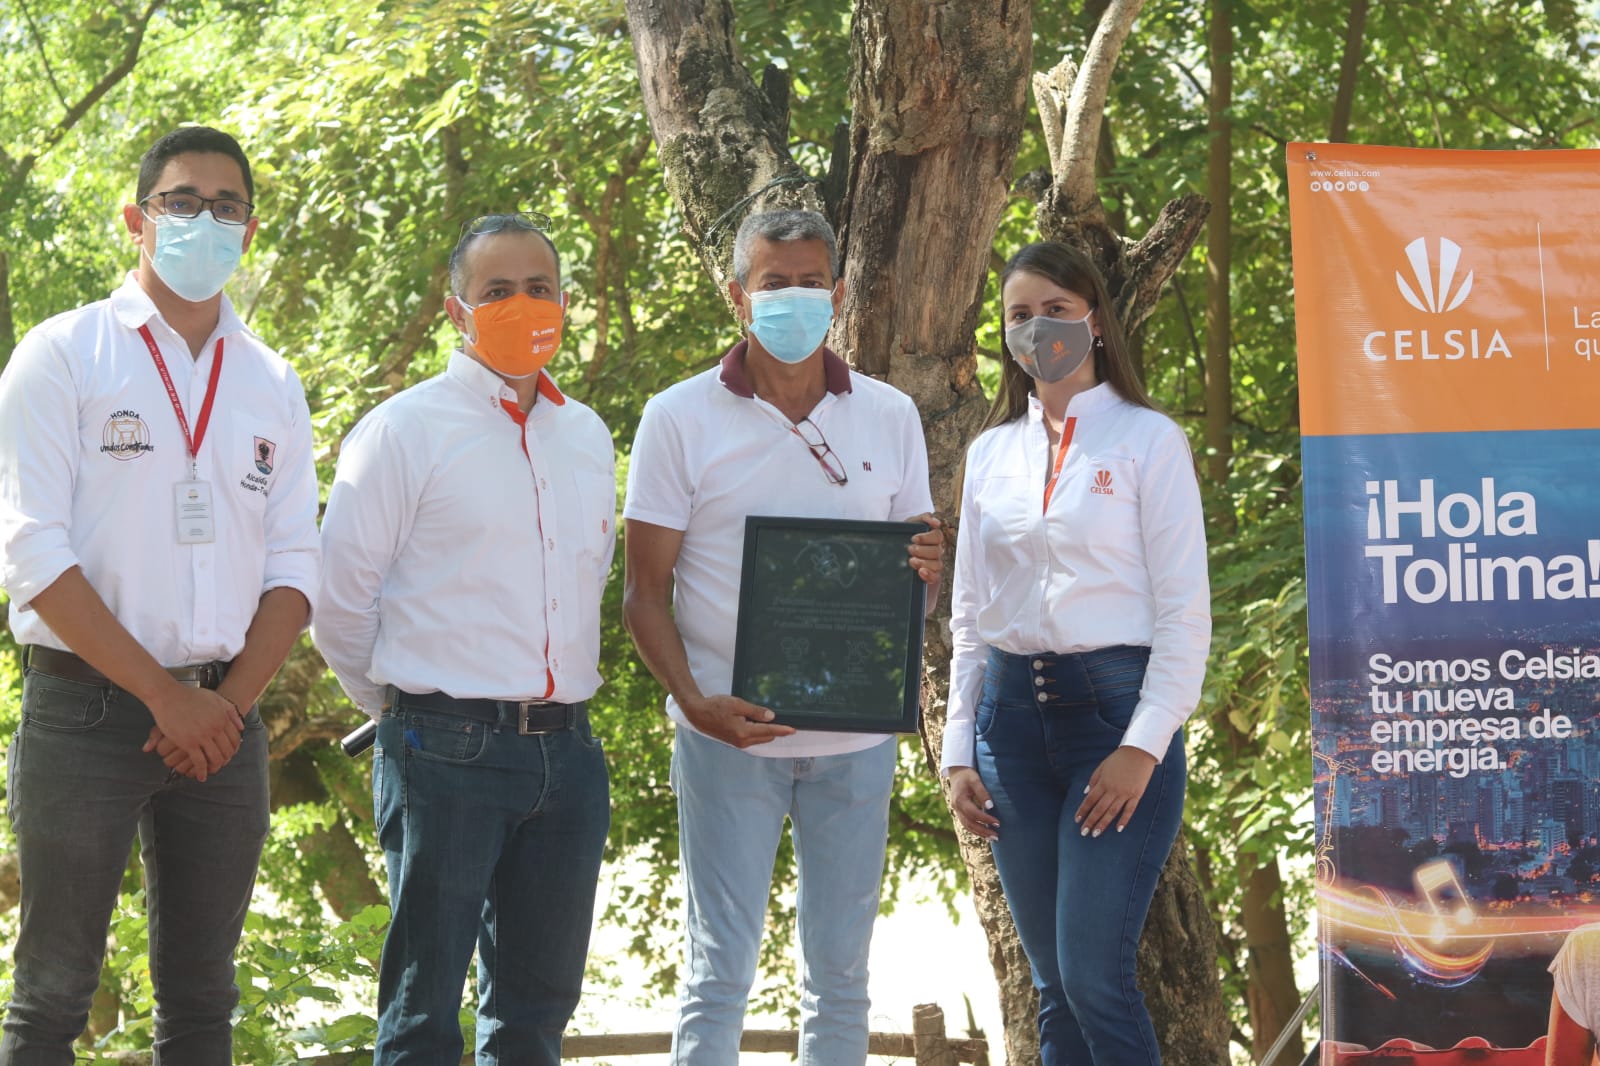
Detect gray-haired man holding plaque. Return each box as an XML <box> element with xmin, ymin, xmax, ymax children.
<box><xmin>622</xmin><ymin>208</ymin><xmax>941</xmax><ymax>1065</ymax></box>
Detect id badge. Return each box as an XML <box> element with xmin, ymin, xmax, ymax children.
<box><xmin>175</xmin><ymin>480</ymin><xmax>216</xmax><ymax>544</ymax></box>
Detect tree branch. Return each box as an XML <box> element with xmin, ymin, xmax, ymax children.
<box><xmin>17</xmin><ymin>0</ymin><xmax>70</xmax><ymax>111</ymax></box>
<box><xmin>372</xmin><ymin>123</ymin><xmax>469</xmax><ymax>397</ymax></box>
<box><xmin>1328</xmin><ymin>0</ymin><xmax>1369</xmax><ymax>142</ymax></box>
<box><xmin>1058</xmin><ymin>0</ymin><xmax>1147</xmax><ymax>210</ymax></box>
<box><xmin>0</xmin><ymin>0</ymin><xmax>166</xmax><ymax>213</ymax></box>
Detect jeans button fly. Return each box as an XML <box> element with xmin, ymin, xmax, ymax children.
<box><xmin>1036</xmin><ymin>692</ymin><xmax>1048</xmax><ymax>703</ymax></box>
<box><xmin>1032</xmin><ymin>659</ymin><xmax>1045</xmax><ymax>669</ymax></box>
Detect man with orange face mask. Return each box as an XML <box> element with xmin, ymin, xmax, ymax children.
<box><xmin>313</xmin><ymin>213</ymin><xmax>615</xmax><ymax>1066</ymax></box>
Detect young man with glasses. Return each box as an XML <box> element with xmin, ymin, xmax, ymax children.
<box><xmin>623</xmin><ymin>208</ymin><xmax>942</xmax><ymax>1065</ymax></box>
<box><xmin>314</xmin><ymin>212</ymin><xmax>613</xmax><ymax>1065</ymax></box>
<box><xmin>0</xmin><ymin>126</ymin><xmax>319</xmax><ymax>1062</ymax></box>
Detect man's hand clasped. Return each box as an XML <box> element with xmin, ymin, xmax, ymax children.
<box><xmin>142</xmin><ymin>685</ymin><xmax>246</xmax><ymax>781</ymax></box>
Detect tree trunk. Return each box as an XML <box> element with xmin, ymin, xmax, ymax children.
<box><xmin>1329</xmin><ymin>0</ymin><xmax>1370</xmax><ymax>144</ymax></box>
<box><xmin>1204</xmin><ymin>0</ymin><xmax>1234</xmax><ymax>488</ymax></box>
<box><xmin>834</xmin><ymin>5</ymin><xmax>1039</xmax><ymax>1058</ymax></box>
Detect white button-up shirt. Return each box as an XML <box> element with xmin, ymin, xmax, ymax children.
<box><xmin>943</xmin><ymin>383</ymin><xmax>1211</xmax><ymax>770</ymax></box>
<box><xmin>623</xmin><ymin>342</ymin><xmax>935</xmax><ymax>759</ymax></box>
<box><xmin>314</xmin><ymin>351</ymin><xmax>615</xmax><ymax>716</ymax></box>
<box><xmin>0</xmin><ymin>274</ymin><xmax>320</xmax><ymax>665</ymax></box>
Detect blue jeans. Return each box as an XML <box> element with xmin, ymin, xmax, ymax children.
<box><xmin>1</xmin><ymin>667</ymin><xmax>269</xmax><ymax>1066</ymax></box>
<box><xmin>669</xmin><ymin>728</ymin><xmax>896</xmax><ymax>1066</ymax></box>
<box><xmin>372</xmin><ymin>701</ymin><xmax>610</xmax><ymax>1066</ymax></box>
<box><xmin>976</xmin><ymin>646</ymin><xmax>1186</xmax><ymax>1066</ymax></box>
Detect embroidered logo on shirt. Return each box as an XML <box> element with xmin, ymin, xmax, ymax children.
<box><xmin>1090</xmin><ymin>469</ymin><xmax>1115</xmax><ymax>495</ymax></box>
<box><xmin>253</xmin><ymin>437</ymin><xmax>276</xmax><ymax>475</ymax></box>
<box><xmin>862</xmin><ymin>460</ymin><xmax>872</xmax><ymax>471</ymax></box>
<box><xmin>100</xmin><ymin>410</ymin><xmax>154</xmax><ymax>460</ymax></box>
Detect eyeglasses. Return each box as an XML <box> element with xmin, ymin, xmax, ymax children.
<box><xmin>791</xmin><ymin>418</ymin><xmax>848</xmax><ymax>486</ymax></box>
<box><xmin>459</xmin><ymin>211</ymin><xmax>554</xmax><ymax>240</ymax></box>
<box><xmin>139</xmin><ymin>191</ymin><xmax>254</xmax><ymax>226</ymax></box>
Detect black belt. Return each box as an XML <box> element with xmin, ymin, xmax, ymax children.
<box><xmin>386</xmin><ymin>686</ymin><xmax>585</xmax><ymax>736</ymax></box>
<box><xmin>24</xmin><ymin>645</ymin><xmax>229</xmax><ymax>690</ymax></box>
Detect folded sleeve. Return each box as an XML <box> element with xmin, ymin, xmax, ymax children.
<box><xmin>0</xmin><ymin>326</ymin><xmax>83</xmax><ymax>606</ymax></box>
<box><xmin>259</xmin><ymin>369</ymin><xmax>321</xmax><ymax>616</ymax></box>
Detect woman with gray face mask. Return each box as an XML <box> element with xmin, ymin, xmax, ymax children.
<box><xmin>942</xmin><ymin>242</ymin><xmax>1212</xmax><ymax>1064</ymax></box>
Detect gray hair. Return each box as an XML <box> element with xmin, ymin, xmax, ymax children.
<box><xmin>731</xmin><ymin>209</ymin><xmax>838</xmax><ymax>286</ymax></box>
<box><xmin>449</xmin><ymin>213</ymin><xmax>561</xmax><ymax>298</ymax></box>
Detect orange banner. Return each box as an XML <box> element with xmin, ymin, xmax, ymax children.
<box><xmin>1288</xmin><ymin>143</ymin><xmax>1600</xmax><ymax>436</ymax></box>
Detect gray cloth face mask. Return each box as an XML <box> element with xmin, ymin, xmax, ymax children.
<box><xmin>1004</xmin><ymin>312</ymin><xmax>1095</xmax><ymax>383</ymax></box>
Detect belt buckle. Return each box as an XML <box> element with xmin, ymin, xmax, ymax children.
<box><xmin>515</xmin><ymin>700</ymin><xmax>565</xmax><ymax>735</ymax></box>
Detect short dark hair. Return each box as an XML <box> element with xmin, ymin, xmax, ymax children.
<box><xmin>449</xmin><ymin>214</ymin><xmax>562</xmax><ymax>297</ymax></box>
<box><xmin>136</xmin><ymin>127</ymin><xmax>254</xmax><ymax>204</ymax></box>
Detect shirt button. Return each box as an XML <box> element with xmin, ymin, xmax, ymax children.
<box><xmin>550</xmin><ymin>598</ymin><xmax>558</xmax><ymax>611</ymax></box>
<box><xmin>547</xmin><ymin>538</ymin><xmax>556</xmax><ymax>550</ymax></box>
<box><xmin>1036</xmin><ymin>692</ymin><xmax>1048</xmax><ymax>703</ymax></box>
<box><xmin>540</xmin><ymin>478</ymin><xmax>548</xmax><ymax>490</ymax></box>
<box><xmin>1032</xmin><ymin>659</ymin><xmax>1045</xmax><ymax>670</ymax></box>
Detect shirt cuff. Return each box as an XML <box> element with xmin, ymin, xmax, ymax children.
<box><xmin>940</xmin><ymin>717</ymin><xmax>977</xmax><ymax>774</ymax></box>
<box><xmin>1</xmin><ymin>545</ymin><xmax>78</xmax><ymax>609</ymax></box>
<box><xmin>262</xmin><ymin>556</ymin><xmax>319</xmax><ymax>623</ymax></box>
<box><xmin>1121</xmin><ymin>702</ymin><xmax>1188</xmax><ymax>761</ymax></box>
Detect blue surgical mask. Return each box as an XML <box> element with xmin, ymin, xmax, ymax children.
<box><xmin>1004</xmin><ymin>311</ymin><xmax>1095</xmax><ymax>383</ymax></box>
<box><xmin>745</xmin><ymin>286</ymin><xmax>835</xmax><ymax>364</ymax></box>
<box><xmin>143</xmin><ymin>211</ymin><xmax>245</xmax><ymax>303</ymax></box>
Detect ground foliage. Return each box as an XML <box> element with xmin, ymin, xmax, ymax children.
<box><xmin>1</xmin><ymin>0</ymin><xmax>1599</xmax><ymax>1057</ymax></box>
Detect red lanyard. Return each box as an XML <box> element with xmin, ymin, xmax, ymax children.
<box><xmin>139</xmin><ymin>325</ymin><xmax>223</xmax><ymax>475</ymax></box>
<box><xmin>1041</xmin><ymin>415</ymin><xmax>1078</xmax><ymax>513</ymax></box>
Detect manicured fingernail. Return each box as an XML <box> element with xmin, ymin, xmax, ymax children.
<box><xmin>983</xmin><ymin>800</ymin><xmax>994</xmax><ymax>811</ymax></box>
<box><xmin>1117</xmin><ymin>825</ymin><xmax>1125</xmax><ymax>833</ymax></box>
<box><xmin>1080</xmin><ymin>825</ymin><xmax>1089</xmax><ymax>837</ymax></box>
<box><xmin>1083</xmin><ymin>785</ymin><xmax>1090</xmax><ymax>794</ymax></box>
<box><xmin>1092</xmin><ymin>828</ymin><xmax>1102</xmax><ymax>838</ymax></box>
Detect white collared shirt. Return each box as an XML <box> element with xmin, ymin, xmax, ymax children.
<box><xmin>623</xmin><ymin>342</ymin><xmax>934</xmax><ymax>759</ymax></box>
<box><xmin>0</xmin><ymin>273</ymin><xmax>320</xmax><ymax>665</ymax></box>
<box><xmin>943</xmin><ymin>384</ymin><xmax>1211</xmax><ymax>771</ymax></box>
<box><xmin>314</xmin><ymin>351</ymin><xmax>615</xmax><ymax>716</ymax></box>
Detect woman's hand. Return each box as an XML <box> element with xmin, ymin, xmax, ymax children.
<box><xmin>1075</xmin><ymin>746</ymin><xmax>1158</xmax><ymax>837</ymax></box>
<box><xmin>946</xmin><ymin>766</ymin><xmax>999</xmax><ymax>840</ymax></box>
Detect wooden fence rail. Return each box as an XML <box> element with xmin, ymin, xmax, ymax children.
<box><xmin>86</xmin><ymin>1002</ymin><xmax>988</xmax><ymax>1065</ymax></box>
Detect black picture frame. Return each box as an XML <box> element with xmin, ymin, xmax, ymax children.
<box><xmin>730</xmin><ymin>515</ymin><xmax>927</xmax><ymax>733</ymax></box>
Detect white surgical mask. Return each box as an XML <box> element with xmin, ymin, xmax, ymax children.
<box><xmin>143</xmin><ymin>212</ymin><xmax>244</xmax><ymax>302</ymax></box>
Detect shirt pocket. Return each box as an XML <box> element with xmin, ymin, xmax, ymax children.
<box><xmin>225</xmin><ymin>416</ymin><xmax>289</xmax><ymax>511</ymax></box>
<box><xmin>570</xmin><ymin>469</ymin><xmax>617</xmax><ymax>566</ymax></box>
<box><xmin>1074</xmin><ymin>455</ymin><xmax>1141</xmax><ymax>549</ymax></box>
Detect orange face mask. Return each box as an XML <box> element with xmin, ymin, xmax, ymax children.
<box><xmin>460</xmin><ymin>293</ymin><xmax>564</xmax><ymax>379</ymax></box>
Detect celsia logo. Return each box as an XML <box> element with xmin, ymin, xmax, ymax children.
<box><xmin>1396</xmin><ymin>237</ymin><xmax>1473</xmax><ymax>313</ymax></box>
<box><xmin>1090</xmin><ymin>469</ymin><xmax>1114</xmax><ymax>495</ymax></box>
<box><xmin>1363</xmin><ymin>236</ymin><xmax>1511</xmax><ymax>364</ymax></box>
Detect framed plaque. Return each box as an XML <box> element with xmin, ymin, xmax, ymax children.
<box><xmin>730</xmin><ymin>515</ymin><xmax>927</xmax><ymax>733</ymax></box>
